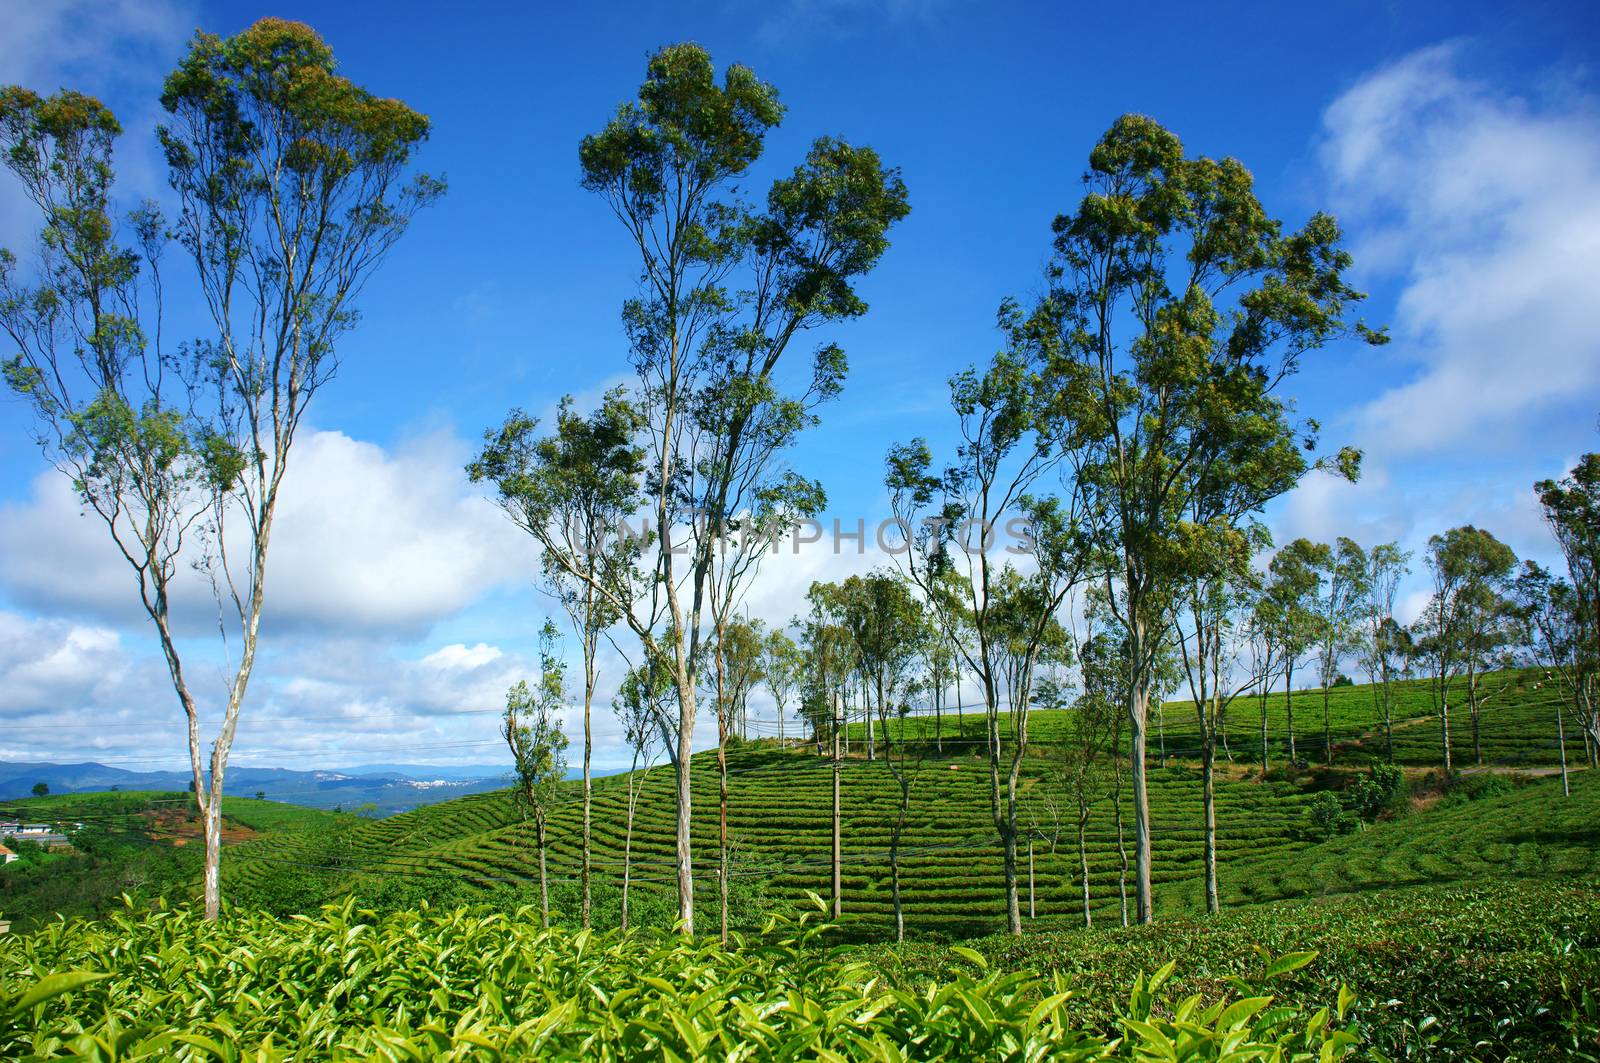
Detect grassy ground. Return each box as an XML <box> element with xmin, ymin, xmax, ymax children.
<box><xmin>223</xmin><ymin>746</ymin><xmax>1597</xmax><ymax>939</ymax></box>
<box><xmin>15</xmin><ymin>668</ymin><xmax>1597</xmax><ymax>944</ymax></box>
<box><xmin>1165</xmin><ymin>769</ymin><xmax>1600</xmax><ymax>910</ymax></box>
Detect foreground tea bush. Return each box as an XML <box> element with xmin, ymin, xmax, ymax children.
<box><xmin>864</xmin><ymin>880</ymin><xmax>1600</xmax><ymax>1060</ymax></box>
<box><xmin>0</xmin><ymin>900</ymin><xmax>1357</xmax><ymax>1061</ymax></box>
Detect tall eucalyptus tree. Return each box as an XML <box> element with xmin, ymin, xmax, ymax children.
<box><xmin>1356</xmin><ymin>543</ymin><xmax>1412</xmax><ymax>762</ymax></box>
<box><xmin>1313</xmin><ymin>538</ymin><xmax>1367</xmax><ymax>763</ymax></box>
<box><xmin>886</xmin><ymin>306</ymin><xmax>1093</xmax><ymax>936</ymax></box>
<box><xmin>1040</xmin><ymin>116</ymin><xmax>1384</xmax><ymax>922</ymax></box>
<box><xmin>469</xmin><ymin>388</ymin><xmax>646</xmax><ymax>928</ymax></box>
<box><xmin>574</xmin><ymin>45</ymin><xmax>908</xmax><ymax>933</ymax></box>
<box><xmin>0</xmin><ymin>19</ymin><xmax>440</xmax><ymax>919</ymax></box>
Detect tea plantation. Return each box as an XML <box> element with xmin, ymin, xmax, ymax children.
<box><xmin>1</xmin><ymin>898</ymin><xmax>1367</xmax><ymax>1061</ymax></box>
<box><xmin>3</xmin><ymin>671</ymin><xmax>1597</xmax><ymax>1059</ymax></box>
<box><xmin>221</xmin><ymin>747</ymin><xmax>1320</xmax><ymax>935</ymax></box>
<box><xmin>858</xmin><ymin>668</ymin><xmax>1579</xmax><ymax>769</ymax></box>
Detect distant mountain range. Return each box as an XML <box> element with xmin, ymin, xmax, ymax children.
<box><xmin>0</xmin><ymin>760</ymin><xmax>515</xmax><ymax>816</ymax></box>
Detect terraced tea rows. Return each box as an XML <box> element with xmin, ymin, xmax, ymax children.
<box><xmin>854</xmin><ymin>669</ymin><xmax>1581</xmax><ymax>768</ymax></box>
<box><xmin>221</xmin><ymin>668</ymin><xmax>1595</xmax><ymax>936</ymax></box>
<box><xmin>1173</xmin><ymin>770</ymin><xmax>1600</xmax><ymax>908</ymax></box>
<box><xmin>227</xmin><ymin>748</ymin><xmax>1316</xmax><ymax>935</ymax></box>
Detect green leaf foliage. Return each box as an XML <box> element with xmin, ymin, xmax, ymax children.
<box><xmin>0</xmin><ymin>899</ymin><xmax>1362</xmax><ymax>1060</ymax></box>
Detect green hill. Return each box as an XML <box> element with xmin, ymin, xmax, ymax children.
<box><xmin>1173</xmin><ymin>769</ymin><xmax>1600</xmax><ymax>908</ymax></box>
<box><xmin>12</xmin><ymin>669</ymin><xmax>1595</xmax><ymax>942</ymax></box>
<box><xmin>0</xmin><ymin>791</ymin><xmax>348</xmax><ymax>932</ymax></box>
<box><xmin>223</xmin><ymin>733</ymin><xmax>1597</xmax><ymax>941</ymax></box>
<box><xmin>223</xmin><ymin>748</ymin><xmax>1317</xmax><ymax>935</ymax></box>
<box><xmin>852</xmin><ymin>667</ymin><xmax>1581</xmax><ymax>769</ymax></box>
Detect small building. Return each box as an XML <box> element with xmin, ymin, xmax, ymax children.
<box><xmin>0</xmin><ymin>843</ymin><xmax>16</xmax><ymax>864</ymax></box>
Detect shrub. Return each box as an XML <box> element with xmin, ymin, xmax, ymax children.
<box><xmin>1345</xmin><ymin>762</ymin><xmax>1407</xmax><ymax>822</ymax></box>
<box><xmin>1443</xmin><ymin>772</ymin><xmax>1515</xmax><ymax>805</ymax></box>
<box><xmin>1303</xmin><ymin>791</ymin><xmax>1358</xmax><ymax>839</ymax></box>
<box><xmin>0</xmin><ymin>898</ymin><xmax>1363</xmax><ymax>1060</ymax></box>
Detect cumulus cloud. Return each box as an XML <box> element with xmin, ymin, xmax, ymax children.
<box><xmin>259</xmin><ymin>429</ymin><xmax>535</xmax><ymax>635</ymax></box>
<box><xmin>0</xmin><ymin>428</ymin><xmax>533</xmax><ymax>638</ymax></box>
<box><xmin>0</xmin><ymin>607</ymin><xmax>527</xmax><ymax>769</ymax></box>
<box><xmin>0</xmin><ymin>0</ymin><xmax>189</xmax><ymax>90</ymax></box>
<box><xmin>1320</xmin><ymin>43</ymin><xmax>1600</xmax><ymax>457</ymax></box>
<box><xmin>1268</xmin><ymin>43</ymin><xmax>1595</xmax><ymax>585</ymax></box>
<box><xmin>0</xmin><ymin>610</ymin><xmax>182</xmax><ymax>761</ymax></box>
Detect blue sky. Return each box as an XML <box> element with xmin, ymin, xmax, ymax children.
<box><xmin>1</xmin><ymin>0</ymin><xmax>1597</xmax><ymax>773</ymax></box>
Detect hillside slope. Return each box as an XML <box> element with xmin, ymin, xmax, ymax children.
<box><xmin>1168</xmin><ymin>769</ymin><xmax>1600</xmax><ymax>909</ymax></box>
<box><xmin>855</xmin><ymin>668</ymin><xmax>1584</xmax><ymax>769</ymax></box>
<box><xmin>227</xmin><ymin>746</ymin><xmax>1320</xmax><ymax>934</ymax></box>
<box><xmin>0</xmin><ymin>791</ymin><xmax>347</xmax><ymax>931</ymax></box>
<box><xmin>225</xmin><ymin>732</ymin><xmax>1599</xmax><ymax>938</ymax></box>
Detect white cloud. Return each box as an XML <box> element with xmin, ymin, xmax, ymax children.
<box><xmin>421</xmin><ymin>642</ymin><xmax>505</xmax><ymax>671</ymax></box>
<box><xmin>1266</xmin><ymin>42</ymin><xmax>1595</xmax><ymax>615</ymax></box>
<box><xmin>0</xmin><ymin>610</ymin><xmax>182</xmax><ymax>761</ymax></box>
<box><xmin>0</xmin><ymin>428</ymin><xmax>534</xmax><ymax>638</ymax></box>
<box><xmin>0</xmin><ymin>612</ymin><xmax>132</xmax><ymax>716</ymax></box>
<box><xmin>0</xmin><ymin>608</ymin><xmax>529</xmax><ymax>768</ymax></box>
<box><xmin>0</xmin><ymin>0</ymin><xmax>189</xmax><ymax>90</ymax></box>
<box><xmin>1271</xmin><ymin>466</ymin><xmax>1411</xmax><ymax>552</ymax></box>
<box><xmin>260</xmin><ymin>429</ymin><xmax>534</xmax><ymax>635</ymax></box>
<box><xmin>1320</xmin><ymin>43</ymin><xmax>1600</xmax><ymax>457</ymax></box>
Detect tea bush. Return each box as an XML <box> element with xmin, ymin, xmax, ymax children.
<box><xmin>0</xmin><ymin>898</ymin><xmax>1361</xmax><ymax>1061</ymax></box>
<box><xmin>861</xmin><ymin>879</ymin><xmax>1600</xmax><ymax>1061</ymax></box>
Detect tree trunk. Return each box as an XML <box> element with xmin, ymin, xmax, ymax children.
<box><xmin>1558</xmin><ymin>697</ymin><xmax>1571</xmax><ymax>798</ymax></box>
<box><xmin>537</xmin><ymin>815</ymin><xmax>549</xmax><ymax>929</ymax></box>
<box><xmin>890</xmin><ymin>772</ymin><xmax>907</xmax><ymax>943</ymax></box>
<box><xmin>1439</xmin><ymin>686</ymin><xmax>1453</xmax><ymax>774</ymax></box>
<box><xmin>989</xmin><ymin>688</ymin><xmax>1024</xmax><ymax>937</ymax></box>
<box><xmin>202</xmin><ymin>789</ymin><xmax>223</xmax><ymax>920</ymax></box>
<box><xmin>718</xmin><ymin>708</ymin><xmax>730</xmax><ymax>945</ymax></box>
<box><xmin>622</xmin><ymin>777</ymin><xmax>638</xmax><ymax>932</ymax></box>
<box><xmin>1202</xmin><ymin>729</ymin><xmax>1218</xmax><ymax>914</ymax></box>
<box><xmin>1157</xmin><ymin>702</ymin><xmax>1166</xmax><ymax>767</ymax></box>
<box><xmin>1259</xmin><ymin>691</ymin><xmax>1269</xmax><ymax>776</ymax></box>
<box><xmin>1321</xmin><ymin>684</ymin><xmax>1332</xmax><ymax>765</ymax></box>
<box><xmin>713</xmin><ymin>619</ymin><xmax>731</xmax><ymax>943</ymax></box>
<box><xmin>1001</xmin><ymin>816</ymin><xmax>1021</xmax><ymax>935</ymax></box>
<box><xmin>1382</xmin><ymin>668</ymin><xmax>1394</xmax><ymax>763</ymax></box>
<box><xmin>1028</xmin><ymin>836</ymin><xmax>1035</xmax><ymax>921</ymax></box>
<box><xmin>1284</xmin><ymin>663</ymin><xmax>1297</xmax><ymax>765</ymax></box>
<box><xmin>866</xmin><ymin>687</ymin><xmax>875</xmax><ymax>761</ymax></box>
<box><xmin>1467</xmin><ymin>669</ymin><xmax>1483</xmax><ymax>766</ymax></box>
<box><xmin>1114</xmin><ymin>765</ymin><xmax>1129</xmax><ymax>927</ymax></box>
<box><xmin>955</xmin><ymin>657</ymin><xmax>963</xmax><ymax>747</ymax></box>
<box><xmin>1076</xmin><ymin>797</ymin><xmax>1091</xmax><ymax>928</ymax></box>
<box><xmin>832</xmin><ymin>699</ymin><xmax>842</xmax><ymax>920</ymax></box>
<box><xmin>582</xmin><ymin>629</ymin><xmax>595</xmax><ymax>930</ymax></box>
<box><xmin>1129</xmin><ymin>674</ymin><xmax>1154</xmax><ymax>925</ymax></box>
<box><xmin>666</xmin><ymin>607</ymin><xmax>698</xmax><ymax>932</ymax></box>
